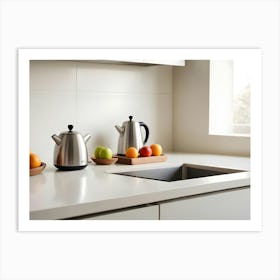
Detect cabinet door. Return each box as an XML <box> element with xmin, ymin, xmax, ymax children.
<box><xmin>80</xmin><ymin>205</ymin><xmax>159</xmax><ymax>220</ymax></box>
<box><xmin>160</xmin><ymin>187</ymin><xmax>250</xmax><ymax>220</ymax></box>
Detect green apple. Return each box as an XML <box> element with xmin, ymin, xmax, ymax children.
<box><xmin>93</xmin><ymin>146</ymin><xmax>105</xmax><ymax>159</ymax></box>
<box><xmin>99</xmin><ymin>147</ymin><xmax>113</xmax><ymax>159</ymax></box>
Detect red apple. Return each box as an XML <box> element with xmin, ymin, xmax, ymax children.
<box><xmin>139</xmin><ymin>146</ymin><xmax>152</xmax><ymax>157</ymax></box>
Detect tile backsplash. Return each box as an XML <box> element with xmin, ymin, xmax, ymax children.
<box><xmin>30</xmin><ymin>61</ymin><xmax>173</xmax><ymax>163</ymax></box>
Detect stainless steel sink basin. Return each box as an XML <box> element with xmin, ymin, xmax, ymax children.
<box><xmin>113</xmin><ymin>164</ymin><xmax>244</xmax><ymax>182</ymax></box>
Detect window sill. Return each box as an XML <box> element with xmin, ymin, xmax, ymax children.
<box><xmin>209</xmin><ymin>133</ymin><xmax>250</xmax><ymax>138</ymax></box>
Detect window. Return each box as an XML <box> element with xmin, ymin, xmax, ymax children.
<box><xmin>209</xmin><ymin>59</ymin><xmax>252</xmax><ymax>137</ymax></box>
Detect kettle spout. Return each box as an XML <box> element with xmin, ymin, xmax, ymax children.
<box><xmin>115</xmin><ymin>125</ymin><xmax>125</xmax><ymax>134</ymax></box>
<box><xmin>83</xmin><ymin>134</ymin><xmax>91</xmax><ymax>143</ymax></box>
<box><xmin>52</xmin><ymin>134</ymin><xmax>62</xmax><ymax>145</ymax></box>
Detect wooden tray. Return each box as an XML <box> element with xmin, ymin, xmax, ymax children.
<box><xmin>116</xmin><ymin>154</ymin><xmax>167</xmax><ymax>165</ymax></box>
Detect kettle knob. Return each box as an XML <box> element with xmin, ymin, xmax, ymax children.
<box><xmin>68</xmin><ymin>124</ymin><xmax>74</xmax><ymax>131</ymax></box>
<box><xmin>129</xmin><ymin>116</ymin><xmax>133</xmax><ymax>122</ymax></box>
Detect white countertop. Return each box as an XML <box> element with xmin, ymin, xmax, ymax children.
<box><xmin>30</xmin><ymin>153</ymin><xmax>250</xmax><ymax>219</ymax></box>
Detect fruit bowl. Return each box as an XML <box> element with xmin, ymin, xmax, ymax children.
<box><xmin>30</xmin><ymin>162</ymin><xmax>46</xmax><ymax>176</ymax></box>
<box><xmin>91</xmin><ymin>157</ymin><xmax>118</xmax><ymax>165</ymax></box>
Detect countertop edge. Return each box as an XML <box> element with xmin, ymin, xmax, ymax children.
<box><xmin>30</xmin><ymin>174</ymin><xmax>250</xmax><ymax>220</ymax></box>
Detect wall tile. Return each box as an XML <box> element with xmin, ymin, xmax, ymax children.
<box><xmin>30</xmin><ymin>93</ymin><xmax>77</xmax><ymax>163</ymax></box>
<box><xmin>77</xmin><ymin>62</ymin><xmax>172</xmax><ymax>94</ymax></box>
<box><xmin>76</xmin><ymin>93</ymin><xmax>172</xmax><ymax>155</ymax></box>
<box><xmin>30</xmin><ymin>61</ymin><xmax>173</xmax><ymax>162</ymax></box>
<box><xmin>30</xmin><ymin>61</ymin><xmax>76</xmax><ymax>92</ymax></box>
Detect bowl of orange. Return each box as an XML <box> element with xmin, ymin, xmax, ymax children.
<box><xmin>30</xmin><ymin>152</ymin><xmax>46</xmax><ymax>176</ymax></box>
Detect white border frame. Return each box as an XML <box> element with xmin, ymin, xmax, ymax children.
<box><xmin>19</xmin><ymin>48</ymin><xmax>262</xmax><ymax>232</ymax></box>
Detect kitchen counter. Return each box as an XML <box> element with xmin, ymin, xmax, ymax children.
<box><xmin>30</xmin><ymin>153</ymin><xmax>250</xmax><ymax>220</ymax></box>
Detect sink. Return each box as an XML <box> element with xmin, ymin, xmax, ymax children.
<box><xmin>113</xmin><ymin>164</ymin><xmax>244</xmax><ymax>182</ymax></box>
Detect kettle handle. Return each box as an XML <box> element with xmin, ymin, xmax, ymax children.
<box><xmin>139</xmin><ymin>122</ymin><xmax>149</xmax><ymax>145</ymax></box>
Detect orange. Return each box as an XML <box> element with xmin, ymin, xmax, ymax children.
<box><xmin>125</xmin><ymin>147</ymin><xmax>138</xmax><ymax>158</ymax></box>
<box><xmin>30</xmin><ymin>153</ymin><xmax>41</xmax><ymax>169</ymax></box>
<box><xmin>150</xmin><ymin>144</ymin><xmax>162</xmax><ymax>156</ymax></box>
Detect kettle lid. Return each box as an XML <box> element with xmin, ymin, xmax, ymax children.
<box><xmin>60</xmin><ymin>124</ymin><xmax>80</xmax><ymax>136</ymax></box>
<box><xmin>123</xmin><ymin>115</ymin><xmax>135</xmax><ymax>125</ymax></box>
<box><xmin>122</xmin><ymin>116</ymin><xmax>137</xmax><ymax>127</ymax></box>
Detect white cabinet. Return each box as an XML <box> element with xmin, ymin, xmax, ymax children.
<box><xmin>80</xmin><ymin>205</ymin><xmax>159</xmax><ymax>220</ymax></box>
<box><xmin>159</xmin><ymin>187</ymin><xmax>250</xmax><ymax>220</ymax></box>
<box><xmin>94</xmin><ymin>59</ymin><xmax>185</xmax><ymax>66</ymax></box>
<box><xmin>79</xmin><ymin>187</ymin><xmax>250</xmax><ymax>220</ymax></box>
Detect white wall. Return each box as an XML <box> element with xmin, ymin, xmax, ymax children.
<box><xmin>30</xmin><ymin>60</ymin><xmax>250</xmax><ymax>163</ymax></box>
<box><xmin>30</xmin><ymin>61</ymin><xmax>173</xmax><ymax>163</ymax></box>
<box><xmin>172</xmin><ymin>60</ymin><xmax>250</xmax><ymax>156</ymax></box>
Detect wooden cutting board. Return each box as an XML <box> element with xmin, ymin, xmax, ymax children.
<box><xmin>116</xmin><ymin>154</ymin><xmax>167</xmax><ymax>165</ymax></box>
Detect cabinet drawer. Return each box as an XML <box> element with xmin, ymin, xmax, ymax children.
<box><xmin>160</xmin><ymin>187</ymin><xmax>250</xmax><ymax>220</ymax></box>
<box><xmin>80</xmin><ymin>205</ymin><xmax>159</xmax><ymax>220</ymax></box>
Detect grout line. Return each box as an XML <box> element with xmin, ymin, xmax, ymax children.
<box><xmin>75</xmin><ymin>62</ymin><xmax>78</xmax><ymax>126</ymax></box>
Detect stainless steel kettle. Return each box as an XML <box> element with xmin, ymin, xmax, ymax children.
<box><xmin>115</xmin><ymin>116</ymin><xmax>149</xmax><ymax>155</ymax></box>
<box><xmin>52</xmin><ymin>125</ymin><xmax>91</xmax><ymax>170</ymax></box>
